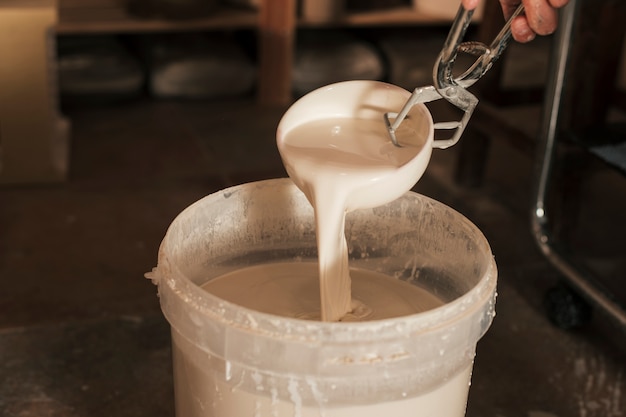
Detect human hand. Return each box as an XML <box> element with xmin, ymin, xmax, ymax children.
<box><xmin>461</xmin><ymin>0</ymin><xmax>570</xmax><ymax>43</ymax></box>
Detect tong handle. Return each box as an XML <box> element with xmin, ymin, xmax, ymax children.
<box><xmin>428</xmin><ymin>3</ymin><xmax>524</xmax><ymax>149</ymax></box>
<box><xmin>435</xmin><ymin>3</ymin><xmax>525</xmax><ymax>91</ymax></box>
<box><xmin>386</xmin><ymin>4</ymin><xmax>523</xmax><ymax>149</ymax></box>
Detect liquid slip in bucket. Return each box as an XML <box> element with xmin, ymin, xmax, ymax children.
<box><xmin>148</xmin><ymin>178</ymin><xmax>497</xmax><ymax>417</ymax></box>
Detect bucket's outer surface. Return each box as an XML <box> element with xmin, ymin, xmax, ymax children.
<box><xmin>149</xmin><ymin>178</ymin><xmax>497</xmax><ymax>417</ymax></box>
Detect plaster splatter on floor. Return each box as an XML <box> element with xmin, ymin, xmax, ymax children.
<box><xmin>573</xmin><ymin>353</ymin><xmax>624</xmax><ymax>417</ymax></box>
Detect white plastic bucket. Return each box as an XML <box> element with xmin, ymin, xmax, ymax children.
<box><xmin>150</xmin><ymin>178</ymin><xmax>497</xmax><ymax>417</ymax></box>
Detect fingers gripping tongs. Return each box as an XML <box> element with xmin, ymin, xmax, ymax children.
<box><xmin>384</xmin><ymin>4</ymin><xmax>525</xmax><ymax>148</ymax></box>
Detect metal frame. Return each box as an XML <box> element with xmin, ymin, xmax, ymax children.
<box><xmin>531</xmin><ymin>0</ymin><xmax>626</xmax><ymax>330</ymax></box>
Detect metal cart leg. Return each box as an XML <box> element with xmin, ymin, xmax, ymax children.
<box><xmin>531</xmin><ymin>0</ymin><xmax>626</xmax><ymax>330</ymax></box>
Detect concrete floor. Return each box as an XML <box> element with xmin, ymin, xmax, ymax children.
<box><xmin>1</xmin><ymin>95</ymin><xmax>625</xmax><ymax>417</ymax></box>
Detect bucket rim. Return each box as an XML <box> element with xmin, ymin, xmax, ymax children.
<box><xmin>155</xmin><ymin>178</ymin><xmax>497</xmax><ymax>344</ymax></box>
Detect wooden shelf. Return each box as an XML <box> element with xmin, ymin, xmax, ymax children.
<box><xmin>57</xmin><ymin>4</ymin><xmax>258</xmax><ymax>34</ymax></box>
<box><xmin>54</xmin><ymin>0</ymin><xmax>477</xmax><ymax>104</ymax></box>
<box><xmin>299</xmin><ymin>7</ymin><xmax>454</xmax><ymax>28</ymax></box>
<box><xmin>56</xmin><ymin>4</ymin><xmax>473</xmax><ymax>35</ymax></box>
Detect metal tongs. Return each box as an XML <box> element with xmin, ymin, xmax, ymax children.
<box><xmin>384</xmin><ymin>4</ymin><xmax>525</xmax><ymax>148</ymax></box>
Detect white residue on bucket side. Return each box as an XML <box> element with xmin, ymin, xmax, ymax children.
<box><xmin>252</xmin><ymin>370</ymin><xmax>264</xmax><ymax>392</ymax></box>
<box><xmin>287</xmin><ymin>378</ymin><xmax>303</xmax><ymax>417</ymax></box>
<box><xmin>245</xmin><ymin>312</ymin><xmax>259</xmax><ymax>329</ymax></box>
<box><xmin>230</xmin><ymin>369</ymin><xmax>246</xmax><ymax>393</ymax></box>
<box><xmin>401</xmin><ymin>256</ymin><xmax>419</xmax><ymax>285</ymax></box>
<box><xmin>306</xmin><ymin>376</ymin><xmax>327</xmax><ymax>417</ymax></box>
<box><xmin>271</xmin><ymin>386</ymin><xmax>280</xmax><ymax>417</ymax></box>
<box><xmin>225</xmin><ymin>360</ymin><xmax>232</xmax><ymax>381</ymax></box>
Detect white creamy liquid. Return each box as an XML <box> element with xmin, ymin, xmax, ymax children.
<box><xmin>279</xmin><ymin>117</ymin><xmax>426</xmax><ymax>321</ymax></box>
<box><xmin>202</xmin><ymin>262</ymin><xmax>442</xmax><ymax>321</ymax></box>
